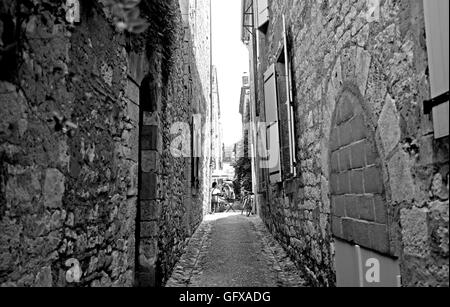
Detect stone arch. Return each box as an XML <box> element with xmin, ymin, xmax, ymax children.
<box><xmin>136</xmin><ymin>71</ymin><xmax>163</xmax><ymax>287</ymax></box>
<box><xmin>328</xmin><ymin>87</ymin><xmax>393</xmax><ymax>256</ymax></box>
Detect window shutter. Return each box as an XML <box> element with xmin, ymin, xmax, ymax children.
<box><xmin>256</xmin><ymin>0</ymin><xmax>269</xmax><ymax>30</ymax></box>
<box><xmin>283</xmin><ymin>15</ymin><xmax>297</xmax><ymax>176</ymax></box>
<box><xmin>423</xmin><ymin>0</ymin><xmax>449</xmax><ymax>139</ymax></box>
<box><xmin>264</xmin><ymin>65</ymin><xmax>282</xmax><ymax>184</ymax></box>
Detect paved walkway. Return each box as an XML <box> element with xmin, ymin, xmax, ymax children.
<box><xmin>166</xmin><ymin>213</ymin><xmax>306</xmax><ymax>287</ymax></box>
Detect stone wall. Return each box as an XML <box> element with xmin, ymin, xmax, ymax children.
<box><xmin>138</xmin><ymin>0</ymin><xmax>211</xmax><ymax>287</ymax></box>
<box><xmin>0</xmin><ymin>0</ymin><xmax>139</xmax><ymax>287</ymax></box>
<box><xmin>254</xmin><ymin>0</ymin><xmax>448</xmax><ymax>287</ymax></box>
<box><xmin>0</xmin><ymin>0</ymin><xmax>211</xmax><ymax>287</ymax></box>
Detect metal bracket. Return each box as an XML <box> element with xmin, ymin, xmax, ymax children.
<box><xmin>423</xmin><ymin>91</ymin><xmax>449</xmax><ymax>114</ymax></box>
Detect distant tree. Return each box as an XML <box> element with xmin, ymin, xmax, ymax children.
<box><xmin>233</xmin><ymin>156</ymin><xmax>252</xmax><ymax>198</ymax></box>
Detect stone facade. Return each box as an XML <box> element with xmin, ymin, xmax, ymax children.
<box><xmin>0</xmin><ymin>0</ymin><xmax>211</xmax><ymax>287</ymax></box>
<box><xmin>245</xmin><ymin>0</ymin><xmax>449</xmax><ymax>287</ymax></box>
<box><xmin>211</xmin><ymin>66</ymin><xmax>223</xmax><ymax>173</ymax></box>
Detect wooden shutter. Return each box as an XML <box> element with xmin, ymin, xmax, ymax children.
<box><xmin>264</xmin><ymin>65</ymin><xmax>282</xmax><ymax>184</ymax></box>
<box><xmin>283</xmin><ymin>15</ymin><xmax>297</xmax><ymax>176</ymax></box>
<box><xmin>256</xmin><ymin>0</ymin><xmax>269</xmax><ymax>30</ymax></box>
<box><xmin>423</xmin><ymin>0</ymin><xmax>449</xmax><ymax>139</ymax></box>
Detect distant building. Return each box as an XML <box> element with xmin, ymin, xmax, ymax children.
<box><xmin>211</xmin><ymin>66</ymin><xmax>224</xmax><ymax>172</ymax></box>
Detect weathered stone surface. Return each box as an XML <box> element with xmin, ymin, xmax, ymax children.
<box><xmin>388</xmin><ymin>150</ymin><xmax>416</xmax><ymax>203</ymax></box>
<box><xmin>35</xmin><ymin>266</ymin><xmax>52</xmax><ymax>287</ymax></box>
<box><xmin>142</xmin><ymin>151</ymin><xmax>160</xmax><ymax>173</ymax></box>
<box><xmin>355</xmin><ymin>47</ymin><xmax>371</xmax><ymax>95</ymax></box>
<box><xmin>401</xmin><ymin>207</ymin><xmax>430</xmax><ymax>258</ymax></box>
<box><xmin>43</xmin><ymin>169</ymin><xmax>65</xmax><ymax>209</ymax></box>
<box><xmin>379</xmin><ymin>95</ymin><xmax>401</xmax><ymax>155</ymax></box>
<box><xmin>250</xmin><ymin>0</ymin><xmax>448</xmax><ymax>287</ymax></box>
<box><xmin>0</xmin><ymin>0</ymin><xmax>211</xmax><ymax>288</ymax></box>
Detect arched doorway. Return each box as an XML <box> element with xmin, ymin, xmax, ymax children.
<box><xmin>329</xmin><ymin>88</ymin><xmax>401</xmax><ymax>287</ymax></box>
<box><xmin>135</xmin><ymin>73</ymin><xmax>161</xmax><ymax>287</ymax></box>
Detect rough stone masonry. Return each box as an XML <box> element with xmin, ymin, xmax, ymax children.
<box><xmin>251</xmin><ymin>0</ymin><xmax>448</xmax><ymax>287</ymax></box>
<box><xmin>0</xmin><ymin>0</ymin><xmax>211</xmax><ymax>287</ymax></box>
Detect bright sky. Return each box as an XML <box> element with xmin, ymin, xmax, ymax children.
<box><xmin>211</xmin><ymin>0</ymin><xmax>249</xmax><ymax>147</ymax></box>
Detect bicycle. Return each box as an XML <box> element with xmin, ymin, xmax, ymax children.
<box><xmin>241</xmin><ymin>194</ymin><xmax>254</xmax><ymax>217</ymax></box>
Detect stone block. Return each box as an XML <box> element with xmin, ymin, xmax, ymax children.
<box><xmin>355</xmin><ymin>47</ymin><xmax>371</xmax><ymax>95</ymax></box>
<box><xmin>141</xmin><ymin>200</ymin><xmax>162</xmax><ymax>222</ymax></box>
<box><xmin>353</xmin><ymin>221</ymin><xmax>371</xmax><ymax>249</ymax></box>
<box><xmin>345</xmin><ymin>196</ymin><xmax>359</xmax><ymax>219</ymax></box>
<box><xmin>332</xmin><ymin>216</ymin><xmax>343</xmax><ymax>238</ymax></box>
<box><xmin>365</xmin><ymin>140</ymin><xmax>378</xmax><ymax>166</ymax></box>
<box><xmin>127</xmin><ymin>99</ymin><xmax>139</xmax><ymax>125</ymax></box>
<box><xmin>140</xmin><ymin>173</ymin><xmax>158</xmax><ymax>200</ymax></box>
<box><xmin>339</xmin><ymin>147</ymin><xmax>351</xmax><ymax>172</ymax></box>
<box><xmin>359</xmin><ymin>196</ymin><xmax>375</xmax><ymax>222</ymax></box>
<box><xmin>338</xmin><ymin>172</ymin><xmax>351</xmax><ymax>195</ymax></box>
<box><xmin>141</xmin><ymin>125</ymin><xmax>158</xmax><ymax>151</ymax></box>
<box><xmin>330</xmin><ymin>173</ymin><xmax>339</xmax><ymax>195</ymax></box>
<box><xmin>400</xmin><ymin>207</ymin><xmax>430</xmax><ymax>258</ymax></box>
<box><xmin>378</xmin><ymin>94</ymin><xmax>401</xmax><ymax>155</ymax></box>
<box><xmin>143</xmin><ymin>112</ymin><xmax>160</xmax><ymax>126</ymax></box>
<box><xmin>350</xmin><ymin>141</ymin><xmax>366</xmax><ymax>169</ymax></box>
<box><xmin>142</xmin><ymin>151</ymin><xmax>160</xmax><ymax>173</ymax></box>
<box><xmin>373</xmin><ymin>195</ymin><xmax>388</xmax><ymax>224</ymax></box>
<box><xmin>364</xmin><ymin>166</ymin><xmax>383</xmax><ymax>194</ymax></box>
<box><xmin>332</xmin><ymin>196</ymin><xmax>347</xmax><ymax>217</ymax></box>
<box><xmin>35</xmin><ymin>266</ymin><xmax>53</xmax><ymax>287</ymax></box>
<box><xmin>129</xmin><ymin>127</ymin><xmax>139</xmax><ymax>163</ymax></box>
<box><xmin>350</xmin><ymin>169</ymin><xmax>364</xmax><ymax>194</ymax></box>
<box><xmin>141</xmin><ymin>222</ymin><xmax>159</xmax><ymax>239</ymax></box>
<box><xmin>388</xmin><ymin>150</ymin><xmax>415</xmax><ymax>203</ymax></box>
<box><xmin>126</xmin><ymin>79</ymin><xmax>140</xmax><ymax>105</ymax></box>
<box><xmin>339</xmin><ymin>122</ymin><xmax>353</xmax><ymax>147</ymax></box>
<box><xmin>350</xmin><ymin>114</ymin><xmax>367</xmax><ymax>142</ymax></box>
<box><xmin>43</xmin><ymin>169</ymin><xmax>65</xmax><ymax>209</ymax></box>
<box><xmin>337</xmin><ymin>94</ymin><xmax>354</xmax><ymax>124</ymax></box>
<box><xmin>369</xmin><ymin>223</ymin><xmax>390</xmax><ymax>255</ymax></box>
<box><xmin>331</xmin><ymin>151</ymin><xmax>340</xmax><ymax>173</ymax></box>
<box><xmin>330</xmin><ymin>128</ymin><xmax>340</xmax><ymax>151</ymax></box>
<box><xmin>342</xmin><ymin>218</ymin><xmax>355</xmax><ymax>242</ymax></box>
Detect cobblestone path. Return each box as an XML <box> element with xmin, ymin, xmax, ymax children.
<box><xmin>166</xmin><ymin>213</ymin><xmax>306</xmax><ymax>287</ymax></box>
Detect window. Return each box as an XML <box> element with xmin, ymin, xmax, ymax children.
<box><xmin>256</xmin><ymin>0</ymin><xmax>269</xmax><ymax>32</ymax></box>
<box><xmin>423</xmin><ymin>0</ymin><xmax>449</xmax><ymax>139</ymax></box>
<box><xmin>282</xmin><ymin>15</ymin><xmax>297</xmax><ymax>176</ymax></box>
<box><xmin>261</xmin><ymin>16</ymin><xmax>297</xmax><ymax>184</ymax></box>
<box><xmin>263</xmin><ymin>64</ymin><xmax>282</xmax><ymax>184</ymax></box>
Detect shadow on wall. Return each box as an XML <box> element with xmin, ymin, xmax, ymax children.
<box><xmin>0</xmin><ymin>4</ymin><xmax>18</xmax><ymax>82</ymax></box>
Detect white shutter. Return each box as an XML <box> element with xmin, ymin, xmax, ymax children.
<box><xmin>192</xmin><ymin>114</ymin><xmax>202</xmax><ymax>158</ymax></box>
<box><xmin>256</xmin><ymin>0</ymin><xmax>269</xmax><ymax>30</ymax></box>
<box><xmin>283</xmin><ymin>15</ymin><xmax>297</xmax><ymax>176</ymax></box>
<box><xmin>424</xmin><ymin>0</ymin><xmax>449</xmax><ymax>139</ymax></box>
<box><xmin>264</xmin><ymin>65</ymin><xmax>282</xmax><ymax>184</ymax></box>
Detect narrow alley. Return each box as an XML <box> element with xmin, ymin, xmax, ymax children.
<box><xmin>0</xmin><ymin>0</ymin><xmax>448</xmax><ymax>290</ymax></box>
<box><xmin>166</xmin><ymin>213</ymin><xmax>305</xmax><ymax>288</ymax></box>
